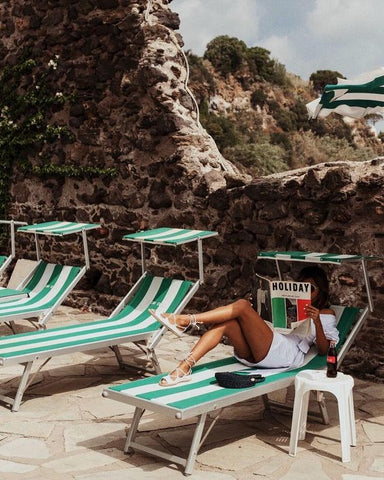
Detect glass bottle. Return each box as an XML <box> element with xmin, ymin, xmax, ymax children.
<box><xmin>326</xmin><ymin>340</ymin><xmax>338</xmax><ymax>378</ymax></box>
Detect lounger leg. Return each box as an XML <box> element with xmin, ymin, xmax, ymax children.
<box><xmin>262</xmin><ymin>394</ymin><xmax>270</xmax><ymax>410</ymax></box>
<box><xmin>124</xmin><ymin>407</ymin><xmax>145</xmax><ymax>453</ymax></box>
<box><xmin>5</xmin><ymin>321</ymin><xmax>17</xmax><ymax>334</ymax></box>
<box><xmin>184</xmin><ymin>413</ymin><xmax>207</xmax><ymax>476</ymax></box>
<box><xmin>111</xmin><ymin>346</ymin><xmax>125</xmax><ymax>369</ymax></box>
<box><xmin>137</xmin><ymin>340</ymin><xmax>162</xmax><ymax>374</ymax></box>
<box><xmin>12</xmin><ymin>361</ymin><xmax>34</xmax><ymax>412</ymax></box>
<box><xmin>148</xmin><ymin>349</ymin><xmax>161</xmax><ymax>375</ymax></box>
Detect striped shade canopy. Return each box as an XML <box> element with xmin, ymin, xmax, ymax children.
<box><xmin>18</xmin><ymin>221</ymin><xmax>101</xmax><ymax>236</ymax></box>
<box><xmin>258</xmin><ymin>251</ymin><xmax>379</xmax><ymax>264</ymax></box>
<box><xmin>307</xmin><ymin>68</ymin><xmax>384</xmax><ymax>119</ymax></box>
<box><xmin>124</xmin><ymin>227</ymin><xmax>218</xmax><ymax>246</ymax></box>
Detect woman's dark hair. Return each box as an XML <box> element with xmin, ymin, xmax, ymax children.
<box><xmin>297</xmin><ymin>266</ymin><xmax>330</xmax><ymax>309</ymax></box>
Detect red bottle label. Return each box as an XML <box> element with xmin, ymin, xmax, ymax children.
<box><xmin>327</xmin><ymin>356</ymin><xmax>336</xmax><ymax>364</ymax></box>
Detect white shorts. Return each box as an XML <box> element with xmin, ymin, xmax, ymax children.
<box><xmin>234</xmin><ymin>331</ymin><xmax>305</xmax><ymax>369</ymax></box>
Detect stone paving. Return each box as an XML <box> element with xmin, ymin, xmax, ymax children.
<box><xmin>0</xmin><ymin>306</ymin><xmax>383</xmax><ymax>480</ymax></box>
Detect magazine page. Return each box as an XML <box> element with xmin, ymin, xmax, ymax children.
<box><xmin>254</xmin><ymin>274</ymin><xmax>273</xmax><ymax>324</ymax></box>
<box><xmin>269</xmin><ymin>280</ymin><xmax>311</xmax><ymax>333</ymax></box>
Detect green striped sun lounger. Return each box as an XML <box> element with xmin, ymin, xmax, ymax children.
<box><xmin>103</xmin><ymin>304</ymin><xmax>365</xmax><ymax>475</ymax></box>
<box><xmin>0</xmin><ymin>227</ymin><xmax>217</xmax><ymax>412</ymax></box>
<box><xmin>0</xmin><ymin>257</ymin><xmax>8</xmax><ymax>278</ymax></box>
<box><xmin>0</xmin><ymin>262</ymin><xmax>82</xmax><ymax>328</ymax></box>
<box><xmin>0</xmin><ymin>275</ymin><xmax>194</xmax><ymax>412</ymax></box>
<box><xmin>0</xmin><ymin>221</ymin><xmax>101</xmax><ymax>329</ymax></box>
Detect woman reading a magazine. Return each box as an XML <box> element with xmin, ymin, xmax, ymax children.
<box><xmin>150</xmin><ymin>266</ymin><xmax>339</xmax><ymax>386</ymax></box>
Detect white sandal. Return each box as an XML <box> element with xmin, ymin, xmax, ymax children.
<box><xmin>159</xmin><ymin>354</ymin><xmax>196</xmax><ymax>387</ymax></box>
<box><xmin>149</xmin><ymin>310</ymin><xmax>198</xmax><ymax>337</ymax></box>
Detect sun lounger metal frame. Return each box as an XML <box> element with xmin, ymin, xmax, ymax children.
<box><xmin>119</xmin><ymin>227</ymin><xmax>218</xmax><ymax>369</ymax></box>
<box><xmin>0</xmin><ymin>220</ymin><xmax>27</xmax><ymax>277</ymax></box>
<box><xmin>0</xmin><ymin>227</ymin><xmax>217</xmax><ymax>411</ymax></box>
<box><xmin>0</xmin><ymin>221</ymin><xmax>100</xmax><ymax>329</ymax></box>
<box><xmin>103</xmin><ymin>250</ymin><xmax>378</xmax><ymax>475</ymax></box>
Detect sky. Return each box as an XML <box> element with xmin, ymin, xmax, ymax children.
<box><xmin>171</xmin><ymin>0</ymin><xmax>384</xmax><ymax>82</ymax></box>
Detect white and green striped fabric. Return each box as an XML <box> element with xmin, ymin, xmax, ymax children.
<box><xmin>0</xmin><ymin>256</ymin><xmax>7</xmax><ymax>270</ymax></box>
<box><xmin>124</xmin><ymin>228</ymin><xmax>218</xmax><ymax>246</ymax></box>
<box><xmin>0</xmin><ymin>262</ymin><xmax>81</xmax><ymax>325</ymax></box>
<box><xmin>0</xmin><ymin>275</ymin><xmax>192</xmax><ymax>366</ymax></box>
<box><xmin>258</xmin><ymin>250</ymin><xmax>377</xmax><ymax>264</ymax></box>
<box><xmin>18</xmin><ymin>221</ymin><xmax>100</xmax><ymax>236</ymax></box>
<box><xmin>307</xmin><ymin>68</ymin><xmax>384</xmax><ymax>120</ymax></box>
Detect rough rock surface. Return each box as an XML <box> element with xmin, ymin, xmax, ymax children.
<box><xmin>0</xmin><ymin>0</ymin><xmax>383</xmax><ymax>380</ymax></box>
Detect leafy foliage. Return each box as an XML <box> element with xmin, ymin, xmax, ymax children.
<box><xmin>250</xmin><ymin>88</ymin><xmax>268</xmax><ymax>108</ymax></box>
<box><xmin>224</xmin><ymin>142</ymin><xmax>289</xmax><ymax>175</ymax></box>
<box><xmin>203</xmin><ymin>35</ymin><xmax>289</xmax><ymax>85</ymax></box>
<box><xmin>309</xmin><ymin>70</ymin><xmax>344</xmax><ymax>93</ymax></box>
<box><xmin>0</xmin><ymin>51</ymin><xmax>117</xmax><ymax>217</ymax></box>
<box><xmin>246</xmin><ymin>46</ymin><xmax>275</xmax><ymax>80</ymax></box>
<box><xmin>204</xmin><ymin>36</ymin><xmax>247</xmax><ymax>75</ymax></box>
<box><xmin>201</xmin><ymin>111</ymin><xmax>240</xmax><ymax>150</ymax></box>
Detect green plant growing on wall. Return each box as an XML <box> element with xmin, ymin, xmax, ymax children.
<box><xmin>0</xmin><ymin>51</ymin><xmax>117</xmax><ymax>218</ymax></box>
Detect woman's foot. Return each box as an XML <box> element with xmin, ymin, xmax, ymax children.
<box><xmin>159</xmin><ymin>354</ymin><xmax>196</xmax><ymax>387</ymax></box>
<box><xmin>149</xmin><ymin>310</ymin><xmax>198</xmax><ymax>337</ymax></box>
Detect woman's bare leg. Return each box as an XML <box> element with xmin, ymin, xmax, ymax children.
<box><xmin>162</xmin><ymin>299</ymin><xmax>273</xmax><ymax>358</ymax></box>
<box><xmin>160</xmin><ymin>303</ymin><xmax>274</xmax><ymax>384</ymax></box>
<box><xmin>161</xmin><ymin>299</ymin><xmax>268</xmax><ymax>328</ymax></box>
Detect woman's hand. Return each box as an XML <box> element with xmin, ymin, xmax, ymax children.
<box><xmin>305</xmin><ymin>304</ymin><xmax>320</xmax><ymax>323</ymax></box>
<box><xmin>305</xmin><ymin>305</ymin><xmax>328</xmax><ymax>355</ymax></box>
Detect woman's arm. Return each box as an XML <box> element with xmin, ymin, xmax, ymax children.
<box><xmin>305</xmin><ymin>305</ymin><xmax>332</xmax><ymax>355</ymax></box>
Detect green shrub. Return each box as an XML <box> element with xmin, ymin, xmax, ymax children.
<box><xmin>266</xmin><ymin>99</ymin><xmax>281</xmax><ymax>114</ymax></box>
<box><xmin>291</xmin><ymin>100</ymin><xmax>311</xmax><ymax>131</ymax></box>
<box><xmin>233</xmin><ymin>110</ymin><xmax>263</xmax><ymax>142</ymax></box>
<box><xmin>186</xmin><ymin>51</ymin><xmax>215</xmax><ymax>95</ymax></box>
<box><xmin>268</xmin><ymin>60</ymin><xmax>290</xmax><ymax>86</ymax></box>
<box><xmin>201</xmin><ymin>112</ymin><xmax>239</xmax><ymax>149</ymax></box>
<box><xmin>250</xmin><ymin>88</ymin><xmax>268</xmax><ymax>108</ymax></box>
<box><xmin>309</xmin><ymin>70</ymin><xmax>344</xmax><ymax>93</ymax></box>
<box><xmin>291</xmin><ymin>131</ymin><xmax>378</xmax><ymax>167</ymax></box>
<box><xmin>246</xmin><ymin>46</ymin><xmax>274</xmax><ymax>79</ymax></box>
<box><xmin>270</xmin><ymin>132</ymin><xmax>292</xmax><ymax>152</ymax></box>
<box><xmin>204</xmin><ymin>36</ymin><xmax>247</xmax><ymax>75</ymax></box>
<box><xmin>224</xmin><ymin>142</ymin><xmax>289</xmax><ymax>176</ymax></box>
<box><xmin>275</xmin><ymin>109</ymin><xmax>296</xmax><ymax>132</ymax></box>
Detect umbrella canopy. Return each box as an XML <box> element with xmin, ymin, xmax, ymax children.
<box><xmin>307</xmin><ymin>68</ymin><xmax>384</xmax><ymax>119</ymax></box>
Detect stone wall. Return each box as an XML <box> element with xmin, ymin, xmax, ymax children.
<box><xmin>0</xmin><ymin>0</ymin><xmax>383</xmax><ymax>380</ymax></box>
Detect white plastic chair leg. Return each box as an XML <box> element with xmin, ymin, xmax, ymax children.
<box><xmin>289</xmin><ymin>384</ymin><xmax>309</xmax><ymax>456</ymax></box>
<box><xmin>349</xmin><ymin>389</ymin><xmax>357</xmax><ymax>446</ymax></box>
<box><xmin>336</xmin><ymin>392</ymin><xmax>351</xmax><ymax>462</ymax></box>
<box><xmin>298</xmin><ymin>390</ymin><xmax>310</xmax><ymax>441</ymax></box>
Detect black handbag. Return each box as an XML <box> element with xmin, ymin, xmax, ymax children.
<box><xmin>215</xmin><ymin>371</ymin><xmax>265</xmax><ymax>389</ymax></box>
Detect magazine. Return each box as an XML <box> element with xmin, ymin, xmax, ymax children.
<box><xmin>253</xmin><ymin>274</ymin><xmax>312</xmax><ymax>334</ymax></box>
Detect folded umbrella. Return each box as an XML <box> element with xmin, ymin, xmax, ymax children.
<box><xmin>307</xmin><ymin>67</ymin><xmax>384</xmax><ymax>119</ymax></box>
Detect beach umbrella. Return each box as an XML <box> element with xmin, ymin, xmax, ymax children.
<box><xmin>307</xmin><ymin>67</ymin><xmax>384</xmax><ymax>120</ymax></box>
